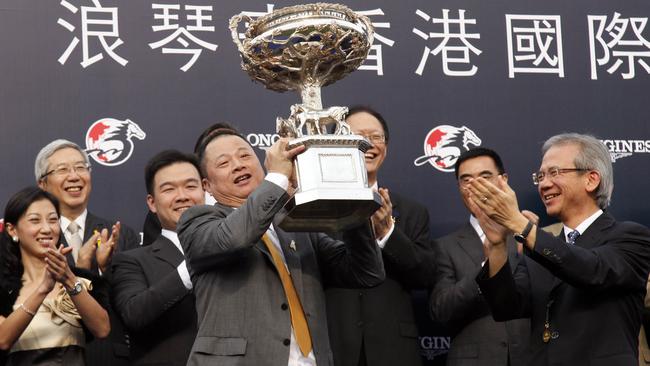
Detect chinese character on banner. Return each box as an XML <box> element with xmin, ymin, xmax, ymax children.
<box><xmin>505</xmin><ymin>15</ymin><xmax>564</xmax><ymax>78</ymax></box>
<box><xmin>237</xmin><ymin>4</ymin><xmax>276</xmax><ymax>40</ymax></box>
<box><xmin>57</xmin><ymin>0</ymin><xmax>128</xmax><ymax>68</ymax></box>
<box><xmin>355</xmin><ymin>8</ymin><xmax>395</xmax><ymax>76</ymax></box>
<box><xmin>588</xmin><ymin>12</ymin><xmax>650</xmax><ymax>80</ymax></box>
<box><xmin>149</xmin><ymin>3</ymin><xmax>218</xmax><ymax>72</ymax></box>
<box><xmin>413</xmin><ymin>9</ymin><xmax>481</xmax><ymax>76</ymax></box>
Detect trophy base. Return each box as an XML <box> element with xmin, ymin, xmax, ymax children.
<box><xmin>277</xmin><ymin>135</ymin><xmax>379</xmax><ymax>232</ymax></box>
<box><xmin>278</xmin><ymin>188</ymin><xmax>381</xmax><ymax>232</ymax></box>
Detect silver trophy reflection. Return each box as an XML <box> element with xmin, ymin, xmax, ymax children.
<box><xmin>230</xmin><ymin>3</ymin><xmax>380</xmax><ymax>231</ymax></box>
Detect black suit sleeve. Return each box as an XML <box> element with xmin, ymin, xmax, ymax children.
<box><xmin>109</xmin><ymin>251</ymin><xmax>191</xmax><ymax>332</ymax></box>
<box><xmin>476</xmin><ymin>258</ymin><xmax>532</xmax><ymax>321</ymax></box>
<box><xmin>313</xmin><ymin>221</ymin><xmax>386</xmax><ymax>289</ymax></box>
<box><xmin>530</xmin><ymin>225</ymin><xmax>650</xmax><ymax>292</ymax></box>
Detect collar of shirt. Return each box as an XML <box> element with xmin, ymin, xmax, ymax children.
<box><xmin>469</xmin><ymin>215</ymin><xmax>486</xmax><ymax>242</ymax></box>
<box><xmin>60</xmin><ymin>209</ymin><xmax>88</xmax><ymax>238</ymax></box>
<box><xmin>205</xmin><ymin>190</ymin><xmax>217</xmax><ymax>206</ymax></box>
<box><xmin>563</xmin><ymin>209</ymin><xmax>603</xmax><ymax>242</ymax></box>
<box><xmin>161</xmin><ymin>229</ymin><xmax>183</xmax><ymax>255</ymax></box>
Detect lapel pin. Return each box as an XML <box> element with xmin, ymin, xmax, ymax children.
<box><xmin>289</xmin><ymin>240</ymin><xmax>297</xmax><ymax>251</ymax></box>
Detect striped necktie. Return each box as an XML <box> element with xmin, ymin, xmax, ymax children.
<box><xmin>260</xmin><ymin>233</ymin><xmax>312</xmax><ymax>357</ymax></box>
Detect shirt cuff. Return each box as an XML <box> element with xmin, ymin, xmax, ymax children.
<box><xmin>177</xmin><ymin>260</ymin><xmax>193</xmax><ymax>290</ymax></box>
<box><xmin>265</xmin><ymin>172</ymin><xmax>289</xmax><ymax>191</ymax></box>
<box><xmin>376</xmin><ymin>220</ymin><xmax>395</xmax><ymax>249</ymax></box>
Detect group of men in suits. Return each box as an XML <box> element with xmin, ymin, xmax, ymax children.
<box><xmin>29</xmin><ymin>116</ymin><xmax>650</xmax><ymax>366</ymax></box>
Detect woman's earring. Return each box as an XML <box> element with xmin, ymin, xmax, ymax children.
<box><xmin>12</xmin><ymin>236</ymin><xmax>19</xmax><ymax>243</ymax></box>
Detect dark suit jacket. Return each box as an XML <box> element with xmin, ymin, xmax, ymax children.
<box><xmin>109</xmin><ymin>235</ymin><xmax>197</xmax><ymax>366</ymax></box>
<box><xmin>177</xmin><ymin>180</ymin><xmax>385</xmax><ymax>366</ymax></box>
<box><xmin>59</xmin><ymin>212</ymin><xmax>140</xmax><ymax>366</ymax></box>
<box><xmin>431</xmin><ymin>223</ymin><xmax>529</xmax><ymax>366</ymax></box>
<box><xmin>477</xmin><ymin>212</ymin><xmax>650</xmax><ymax>366</ymax></box>
<box><xmin>325</xmin><ymin>191</ymin><xmax>435</xmax><ymax>366</ymax></box>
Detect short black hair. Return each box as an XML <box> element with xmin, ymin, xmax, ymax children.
<box><xmin>454</xmin><ymin>147</ymin><xmax>506</xmax><ymax>179</ymax></box>
<box><xmin>194</xmin><ymin>122</ymin><xmax>238</xmax><ymax>154</ymax></box>
<box><xmin>195</xmin><ymin>123</ymin><xmax>250</xmax><ymax>177</ymax></box>
<box><xmin>145</xmin><ymin>150</ymin><xmax>201</xmax><ymax>195</ymax></box>
<box><xmin>347</xmin><ymin>105</ymin><xmax>390</xmax><ymax>143</ymax></box>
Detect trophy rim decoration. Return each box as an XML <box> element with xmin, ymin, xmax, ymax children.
<box><xmin>229</xmin><ymin>2</ymin><xmax>375</xmax><ymax>94</ymax></box>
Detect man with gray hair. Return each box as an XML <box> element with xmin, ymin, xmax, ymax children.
<box><xmin>464</xmin><ymin>133</ymin><xmax>650</xmax><ymax>365</ymax></box>
<box><xmin>35</xmin><ymin>138</ymin><xmax>140</xmax><ymax>366</ymax></box>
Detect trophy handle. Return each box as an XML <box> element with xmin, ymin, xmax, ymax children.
<box><xmin>356</xmin><ymin>13</ymin><xmax>375</xmax><ymax>46</ymax></box>
<box><xmin>228</xmin><ymin>13</ymin><xmax>254</xmax><ymax>58</ymax></box>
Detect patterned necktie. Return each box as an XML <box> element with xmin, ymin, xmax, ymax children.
<box><xmin>567</xmin><ymin>230</ymin><xmax>580</xmax><ymax>245</ymax></box>
<box><xmin>67</xmin><ymin>221</ymin><xmax>83</xmax><ymax>262</ymax></box>
<box><xmin>260</xmin><ymin>232</ymin><xmax>312</xmax><ymax>357</ymax></box>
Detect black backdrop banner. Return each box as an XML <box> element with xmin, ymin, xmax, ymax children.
<box><xmin>1</xmin><ymin>1</ymin><xmax>649</xmax><ymax>364</ymax></box>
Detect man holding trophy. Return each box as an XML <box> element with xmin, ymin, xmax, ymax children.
<box><xmin>178</xmin><ymin>6</ymin><xmax>390</xmax><ymax>366</ymax></box>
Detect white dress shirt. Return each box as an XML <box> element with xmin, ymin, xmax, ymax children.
<box><xmin>161</xmin><ymin>229</ymin><xmax>193</xmax><ymax>290</ymax></box>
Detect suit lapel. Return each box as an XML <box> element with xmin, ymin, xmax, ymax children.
<box><xmin>58</xmin><ymin>227</ymin><xmax>76</xmax><ymax>268</ymax></box>
<box><xmin>574</xmin><ymin>212</ymin><xmax>614</xmax><ymax>250</ymax></box>
<box><xmin>84</xmin><ymin>213</ymin><xmax>103</xmax><ymax>273</ymax></box>
<box><xmin>456</xmin><ymin>223</ymin><xmax>485</xmax><ymax>266</ymax></box>
<box><xmin>151</xmin><ymin>236</ymin><xmax>184</xmax><ymax>268</ymax></box>
<box><xmin>547</xmin><ymin>213</ymin><xmax>612</xmax><ymax>292</ymax></box>
<box><xmin>274</xmin><ymin>227</ymin><xmax>304</xmax><ymax>296</ymax></box>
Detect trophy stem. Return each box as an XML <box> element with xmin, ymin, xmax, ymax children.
<box><xmin>299</xmin><ymin>84</ymin><xmax>323</xmax><ymax>110</ymax></box>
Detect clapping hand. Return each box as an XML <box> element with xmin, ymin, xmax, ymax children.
<box><xmin>76</xmin><ymin>231</ymin><xmax>101</xmax><ymax>270</ymax></box>
<box><xmin>96</xmin><ymin>222</ymin><xmax>120</xmax><ymax>273</ymax></box>
<box><xmin>371</xmin><ymin>188</ymin><xmax>394</xmax><ymax>240</ymax></box>
<box><xmin>44</xmin><ymin>245</ymin><xmax>76</xmax><ymax>288</ymax></box>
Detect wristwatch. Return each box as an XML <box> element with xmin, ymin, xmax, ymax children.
<box><xmin>66</xmin><ymin>280</ymin><xmax>84</xmax><ymax>296</ymax></box>
<box><xmin>513</xmin><ymin>220</ymin><xmax>535</xmax><ymax>243</ymax></box>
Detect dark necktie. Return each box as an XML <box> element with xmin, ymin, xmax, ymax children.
<box><xmin>567</xmin><ymin>230</ymin><xmax>580</xmax><ymax>245</ymax></box>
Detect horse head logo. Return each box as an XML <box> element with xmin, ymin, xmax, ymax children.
<box><xmin>413</xmin><ymin>125</ymin><xmax>482</xmax><ymax>172</ymax></box>
<box><xmin>85</xmin><ymin>118</ymin><xmax>146</xmax><ymax>166</ymax></box>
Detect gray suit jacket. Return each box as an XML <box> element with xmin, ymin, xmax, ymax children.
<box><xmin>431</xmin><ymin>223</ymin><xmax>530</xmax><ymax>366</ymax></box>
<box><xmin>177</xmin><ymin>180</ymin><xmax>385</xmax><ymax>366</ymax></box>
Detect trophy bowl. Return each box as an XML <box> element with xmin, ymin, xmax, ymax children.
<box><xmin>230</xmin><ymin>3</ymin><xmax>374</xmax><ymax>94</ymax></box>
<box><xmin>230</xmin><ymin>3</ymin><xmax>381</xmax><ymax>231</ymax></box>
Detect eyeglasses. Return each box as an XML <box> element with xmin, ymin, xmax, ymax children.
<box><xmin>531</xmin><ymin>167</ymin><xmax>589</xmax><ymax>185</ymax></box>
<box><xmin>359</xmin><ymin>134</ymin><xmax>386</xmax><ymax>144</ymax></box>
<box><xmin>41</xmin><ymin>163</ymin><xmax>91</xmax><ymax>179</ymax></box>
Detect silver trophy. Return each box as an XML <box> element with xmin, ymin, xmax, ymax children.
<box><xmin>230</xmin><ymin>3</ymin><xmax>381</xmax><ymax>231</ymax></box>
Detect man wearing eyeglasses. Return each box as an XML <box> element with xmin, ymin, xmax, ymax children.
<box><xmin>466</xmin><ymin>133</ymin><xmax>650</xmax><ymax>366</ymax></box>
<box><xmin>35</xmin><ymin>139</ymin><xmax>140</xmax><ymax>366</ymax></box>
<box><xmin>430</xmin><ymin>147</ymin><xmax>530</xmax><ymax>366</ymax></box>
<box><xmin>325</xmin><ymin>106</ymin><xmax>436</xmax><ymax>366</ymax></box>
